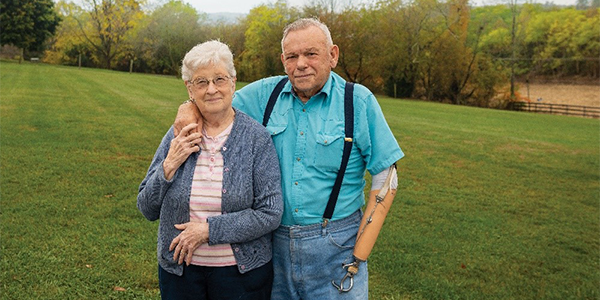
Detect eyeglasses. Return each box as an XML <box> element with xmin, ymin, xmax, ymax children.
<box><xmin>189</xmin><ymin>76</ymin><xmax>231</xmax><ymax>90</ymax></box>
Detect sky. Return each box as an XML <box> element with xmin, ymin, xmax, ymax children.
<box><xmin>183</xmin><ymin>0</ymin><xmax>577</xmax><ymax>14</ymax></box>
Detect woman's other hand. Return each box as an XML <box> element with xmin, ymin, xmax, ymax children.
<box><xmin>174</xmin><ymin>101</ymin><xmax>202</xmax><ymax>136</ymax></box>
<box><xmin>169</xmin><ymin>222</ymin><xmax>209</xmax><ymax>265</ymax></box>
<box><xmin>163</xmin><ymin>123</ymin><xmax>202</xmax><ymax>180</ymax></box>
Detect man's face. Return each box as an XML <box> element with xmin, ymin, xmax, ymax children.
<box><xmin>281</xmin><ymin>26</ymin><xmax>339</xmax><ymax>102</ymax></box>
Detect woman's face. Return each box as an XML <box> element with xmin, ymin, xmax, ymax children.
<box><xmin>186</xmin><ymin>62</ymin><xmax>236</xmax><ymax>117</ymax></box>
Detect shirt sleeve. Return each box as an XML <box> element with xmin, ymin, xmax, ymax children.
<box><xmin>137</xmin><ymin>127</ymin><xmax>176</xmax><ymax>221</ymax></box>
<box><xmin>233</xmin><ymin>80</ymin><xmax>268</xmax><ymax>122</ymax></box>
<box><xmin>355</xmin><ymin>90</ymin><xmax>404</xmax><ymax>175</ymax></box>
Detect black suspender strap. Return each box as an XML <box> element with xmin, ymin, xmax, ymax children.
<box><xmin>262</xmin><ymin>78</ymin><xmax>355</xmax><ymax>226</ymax></box>
<box><xmin>263</xmin><ymin>77</ymin><xmax>289</xmax><ymax>126</ymax></box>
<box><xmin>322</xmin><ymin>82</ymin><xmax>354</xmax><ymax>225</ymax></box>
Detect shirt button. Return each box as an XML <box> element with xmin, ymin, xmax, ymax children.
<box><xmin>222</xmin><ymin>147</ymin><xmax>227</xmax><ymax>151</ymax></box>
<box><xmin>300</xmin><ymin>131</ymin><xmax>304</xmax><ymax>135</ymax></box>
<box><xmin>224</xmin><ymin>168</ymin><xmax>229</xmax><ymax>172</ymax></box>
<box><xmin>302</xmin><ymin>109</ymin><xmax>306</xmax><ymax>112</ymax></box>
<box><xmin>235</xmin><ymin>247</ymin><xmax>240</xmax><ymax>252</ymax></box>
<box><xmin>222</xmin><ymin>188</ymin><xmax>227</xmax><ymax>193</ymax></box>
<box><xmin>241</xmin><ymin>265</ymin><xmax>246</xmax><ymax>270</ymax></box>
<box><xmin>324</xmin><ymin>140</ymin><xmax>328</xmax><ymax>144</ymax></box>
<box><xmin>294</xmin><ymin>208</ymin><xmax>299</xmax><ymax>213</ymax></box>
<box><xmin>296</xmin><ymin>157</ymin><xmax>301</xmax><ymax>161</ymax></box>
<box><xmin>294</xmin><ymin>182</ymin><xmax>298</xmax><ymax>185</ymax></box>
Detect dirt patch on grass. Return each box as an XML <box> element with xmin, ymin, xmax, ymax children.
<box><xmin>517</xmin><ymin>82</ymin><xmax>600</xmax><ymax>107</ymax></box>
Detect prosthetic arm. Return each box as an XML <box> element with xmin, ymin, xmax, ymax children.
<box><xmin>332</xmin><ymin>164</ymin><xmax>398</xmax><ymax>292</ymax></box>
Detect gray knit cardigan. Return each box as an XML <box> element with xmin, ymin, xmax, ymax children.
<box><xmin>137</xmin><ymin>108</ymin><xmax>283</xmax><ymax>276</ymax></box>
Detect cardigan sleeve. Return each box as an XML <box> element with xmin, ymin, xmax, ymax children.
<box><xmin>137</xmin><ymin>127</ymin><xmax>176</xmax><ymax>221</ymax></box>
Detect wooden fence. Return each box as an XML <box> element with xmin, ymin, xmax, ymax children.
<box><xmin>508</xmin><ymin>101</ymin><xmax>600</xmax><ymax>118</ymax></box>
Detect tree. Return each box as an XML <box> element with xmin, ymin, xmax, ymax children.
<box><xmin>0</xmin><ymin>0</ymin><xmax>60</xmax><ymax>62</ymax></box>
<box><xmin>239</xmin><ymin>1</ymin><xmax>300</xmax><ymax>81</ymax></box>
<box><xmin>324</xmin><ymin>6</ymin><xmax>377</xmax><ymax>85</ymax></box>
<box><xmin>207</xmin><ymin>19</ymin><xmax>247</xmax><ymax>76</ymax></box>
<box><xmin>372</xmin><ymin>0</ymin><xmax>438</xmax><ymax>98</ymax></box>
<box><xmin>135</xmin><ymin>0</ymin><xmax>208</xmax><ymax>76</ymax></box>
<box><xmin>73</xmin><ymin>0</ymin><xmax>144</xmax><ymax>69</ymax></box>
<box><xmin>44</xmin><ymin>1</ymin><xmax>93</xmax><ymax>66</ymax></box>
<box><xmin>430</xmin><ymin>0</ymin><xmax>477</xmax><ymax>104</ymax></box>
<box><xmin>524</xmin><ymin>8</ymin><xmax>600</xmax><ymax>78</ymax></box>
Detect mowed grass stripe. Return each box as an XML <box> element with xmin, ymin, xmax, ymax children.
<box><xmin>373</xmin><ymin>97</ymin><xmax>599</xmax><ymax>298</ymax></box>
<box><xmin>1</xmin><ymin>61</ymin><xmax>598</xmax><ymax>299</ymax></box>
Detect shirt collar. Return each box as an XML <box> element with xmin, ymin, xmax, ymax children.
<box><xmin>287</xmin><ymin>72</ymin><xmax>335</xmax><ymax>100</ymax></box>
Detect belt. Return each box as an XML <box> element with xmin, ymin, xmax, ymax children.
<box><xmin>275</xmin><ymin>210</ymin><xmax>362</xmax><ymax>239</ymax></box>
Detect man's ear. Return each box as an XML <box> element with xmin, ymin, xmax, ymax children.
<box><xmin>329</xmin><ymin>45</ymin><xmax>339</xmax><ymax>69</ymax></box>
<box><xmin>281</xmin><ymin>53</ymin><xmax>287</xmax><ymax>72</ymax></box>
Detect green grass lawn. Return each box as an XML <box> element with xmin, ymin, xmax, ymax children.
<box><xmin>1</xmin><ymin>61</ymin><xmax>599</xmax><ymax>299</ymax></box>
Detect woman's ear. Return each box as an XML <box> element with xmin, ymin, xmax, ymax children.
<box><xmin>185</xmin><ymin>81</ymin><xmax>194</xmax><ymax>99</ymax></box>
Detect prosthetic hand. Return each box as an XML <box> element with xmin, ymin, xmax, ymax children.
<box><xmin>332</xmin><ymin>164</ymin><xmax>398</xmax><ymax>292</ymax></box>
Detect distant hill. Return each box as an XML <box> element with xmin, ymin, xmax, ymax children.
<box><xmin>206</xmin><ymin>12</ymin><xmax>245</xmax><ymax>23</ymax></box>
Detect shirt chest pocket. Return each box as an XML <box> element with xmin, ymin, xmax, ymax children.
<box><xmin>266</xmin><ymin>124</ymin><xmax>287</xmax><ymax>158</ymax></box>
<box><xmin>314</xmin><ymin>132</ymin><xmax>344</xmax><ymax>171</ymax></box>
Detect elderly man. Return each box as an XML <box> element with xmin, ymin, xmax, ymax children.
<box><xmin>174</xmin><ymin>18</ymin><xmax>404</xmax><ymax>300</ymax></box>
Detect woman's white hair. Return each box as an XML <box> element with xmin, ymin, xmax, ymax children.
<box><xmin>181</xmin><ymin>40</ymin><xmax>236</xmax><ymax>81</ymax></box>
<box><xmin>281</xmin><ymin>18</ymin><xmax>333</xmax><ymax>52</ymax></box>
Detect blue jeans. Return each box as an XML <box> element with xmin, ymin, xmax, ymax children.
<box><xmin>158</xmin><ymin>261</ymin><xmax>273</xmax><ymax>300</ymax></box>
<box><xmin>271</xmin><ymin>210</ymin><xmax>368</xmax><ymax>300</ymax></box>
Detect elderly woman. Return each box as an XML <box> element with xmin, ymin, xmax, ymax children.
<box><xmin>137</xmin><ymin>40</ymin><xmax>283</xmax><ymax>300</ymax></box>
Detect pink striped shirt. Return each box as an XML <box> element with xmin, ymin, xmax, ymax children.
<box><xmin>189</xmin><ymin>123</ymin><xmax>236</xmax><ymax>267</ymax></box>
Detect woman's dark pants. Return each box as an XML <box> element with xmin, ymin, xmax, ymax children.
<box><xmin>158</xmin><ymin>261</ymin><xmax>273</xmax><ymax>300</ymax></box>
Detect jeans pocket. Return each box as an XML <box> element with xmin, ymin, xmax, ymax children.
<box><xmin>327</xmin><ymin>227</ymin><xmax>357</xmax><ymax>250</ymax></box>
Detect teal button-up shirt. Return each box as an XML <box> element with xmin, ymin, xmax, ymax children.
<box><xmin>234</xmin><ymin>72</ymin><xmax>404</xmax><ymax>225</ymax></box>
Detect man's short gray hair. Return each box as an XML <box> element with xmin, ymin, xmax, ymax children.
<box><xmin>281</xmin><ymin>18</ymin><xmax>333</xmax><ymax>52</ymax></box>
<box><xmin>181</xmin><ymin>40</ymin><xmax>236</xmax><ymax>81</ymax></box>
